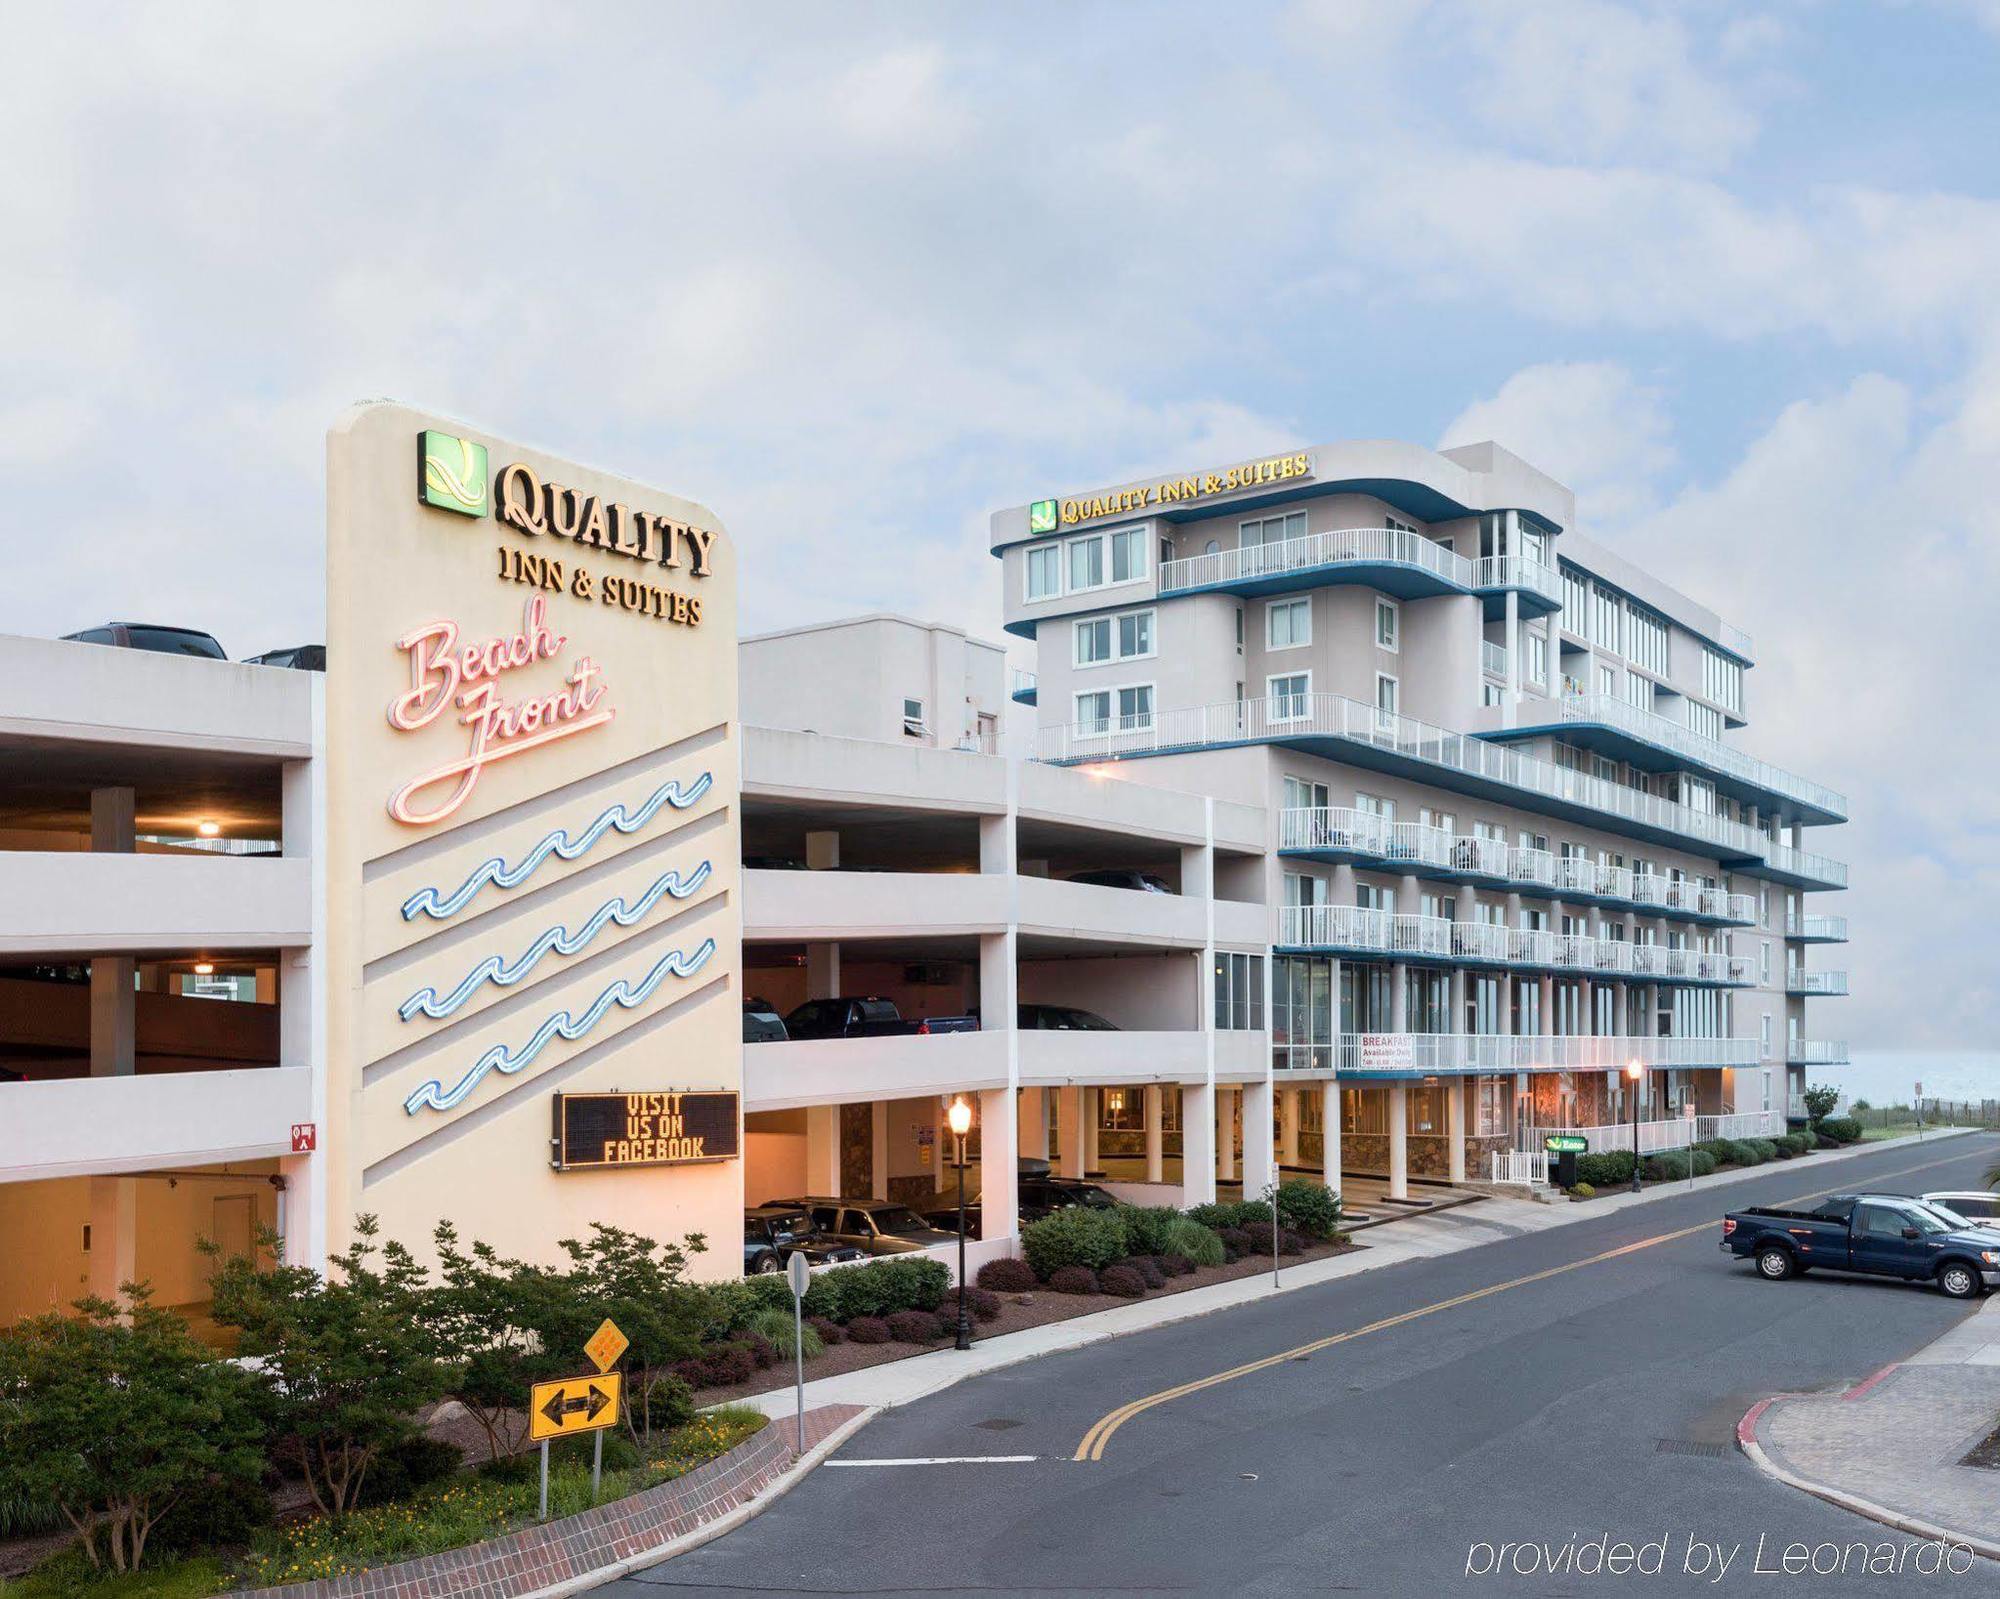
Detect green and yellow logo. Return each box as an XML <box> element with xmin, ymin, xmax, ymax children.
<box><xmin>420</xmin><ymin>431</ymin><xmax>489</xmax><ymax>516</ymax></box>
<box><xmin>1028</xmin><ymin>498</ymin><xmax>1058</xmax><ymax>535</ymax></box>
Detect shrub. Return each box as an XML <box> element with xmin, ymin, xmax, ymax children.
<box><xmin>887</xmin><ymin>1309</ymin><xmax>944</xmax><ymax>1343</ymax></box>
<box><xmin>808</xmin><ymin>1315</ymin><xmax>846</xmax><ymax>1345</ymax></box>
<box><xmin>1820</xmin><ymin>1116</ymin><xmax>1863</xmax><ymax>1144</ymax></box>
<box><xmin>1575</xmin><ymin>1151</ymin><xmax>1636</xmax><ymax>1187</ymax></box>
<box><xmin>1646</xmin><ymin>1151</ymin><xmax>1693</xmax><ymax>1182</ymax></box>
<box><xmin>740</xmin><ymin>1331</ymin><xmax>778</xmax><ymax>1369</ymax></box>
<box><xmin>1715</xmin><ymin>1139</ymin><xmax>1759</xmax><ymax>1167</ymax></box>
<box><xmin>1162</xmin><ymin>1217</ymin><xmax>1225</xmax><ymax>1269</ymax></box>
<box><xmin>1749</xmin><ymin>1138</ymin><xmax>1780</xmax><ymax>1162</ymax></box>
<box><xmin>150</xmin><ymin>1468</ymin><xmax>275</xmax><ymax>1554</ymax></box>
<box><xmin>956</xmin><ymin>1285</ymin><xmax>1002</xmax><ymax>1323</ymax></box>
<box><xmin>1803</xmin><ymin>1083</ymin><xmax>1841</xmax><ymax>1122</ymax></box>
<box><xmin>1119</xmin><ymin>1206</ymin><xmax>1182</xmax><ymax>1258</ymax></box>
<box><xmin>1570</xmin><ymin>1181</ymin><xmax>1596</xmax><ymax>1200</ymax></box>
<box><xmin>1113</xmin><ymin>1255</ymin><xmax>1165</xmax><ymax>1290</ymax></box>
<box><xmin>745</xmin><ymin>1307</ymin><xmax>824</xmax><ymax>1362</ymax></box>
<box><xmin>1692</xmin><ymin>1150</ymin><xmax>1717</xmax><ymax>1177</ymax></box>
<box><xmin>1155</xmin><ymin>1250</ymin><xmax>1195</xmax><ymax>1277</ymax></box>
<box><xmin>1243</xmin><ymin>1222</ymin><xmax>1304</xmax><ymax>1257</ymax></box>
<box><xmin>1276</xmin><ymin>1180</ymin><xmax>1343</xmax><ymax>1241</ymax></box>
<box><xmin>1233</xmin><ymin>1199</ymin><xmax>1275</xmax><ymax>1226</ymax></box>
<box><xmin>1022</xmin><ymin>1207</ymin><xmax>1128</xmax><ymax>1280</ymax></box>
<box><xmin>1099</xmin><ymin>1264</ymin><xmax>1147</xmax><ymax>1298</ymax></box>
<box><xmin>642</xmin><ymin>1373</ymin><xmax>695</xmax><ymax>1431</ymax></box>
<box><xmin>845</xmin><ymin>1316</ymin><xmax>891</xmax><ymax>1344</ymax></box>
<box><xmin>353</xmin><ymin>1434</ymin><xmax>463</xmax><ymax>1508</ymax></box>
<box><xmin>1816</xmin><ymin>1133</ymin><xmax>1841</xmax><ymax>1150</ymax></box>
<box><xmin>976</xmin><ymin>1258</ymin><xmax>1038</xmax><ymax>1293</ymax></box>
<box><xmin>700</xmin><ymin>1346</ymin><xmax>757</xmax><ymax>1387</ymax></box>
<box><xmin>1216</xmin><ymin>1226</ymin><xmax>1251</xmax><ymax>1260</ymax></box>
<box><xmin>1186</xmin><ymin>1202</ymin><xmax>1240</xmax><ymax>1231</ymax></box>
<box><xmin>802</xmin><ymin>1256</ymin><xmax>950</xmax><ymax>1322</ymax></box>
<box><xmin>1046</xmin><ymin>1265</ymin><xmax>1099</xmax><ymax>1295</ymax></box>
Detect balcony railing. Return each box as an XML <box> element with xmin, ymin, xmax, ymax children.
<box><xmin>1273</xmin><ymin>1032</ymin><xmax>1760</xmax><ymax>1076</ymax></box>
<box><xmin>1276</xmin><ymin>807</ymin><xmax>1758</xmax><ymax>925</ymax></box>
<box><xmin>1042</xmin><ymin>691</ymin><xmax>1784</xmax><ymax>861</ymax></box>
<box><xmin>1765</xmin><ymin>841</ymin><xmax>1848</xmax><ymax>889</ymax></box>
<box><xmin>1481</xmin><ymin>641</ymin><xmax>1509</xmax><ymax>680</ymax></box>
<box><xmin>1473</xmin><ymin>554</ymin><xmax>1564</xmax><ymax>606</ymax></box>
<box><xmin>1155</xmin><ymin>526</ymin><xmax>1562</xmax><ymax>607</ymax></box>
<box><xmin>1786</xmin><ymin>913</ymin><xmax>1847</xmax><ymax>941</ymax></box>
<box><xmin>1276</xmin><ymin>904</ymin><xmax>1750</xmax><ymax>984</ymax></box>
<box><xmin>1786</xmin><ymin>969</ymin><xmax>1849</xmax><ymax>996</ymax></box>
<box><xmin>1521</xmin><ymin>1108</ymin><xmax>1785</xmax><ymax>1157</ymax></box>
<box><xmin>1556</xmin><ymin>693</ymin><xmax>1845</xmax><ymax>819</ymax></box>
<box><xmin>1787</xmin><ymin>1039</ymin><xmax>1849</xmax><ymax>1065</ymax></box>
<box><xmin>1009</xmin><ymin>668</ymin><xmax>1037</xmax><ymax>703</ymax></box>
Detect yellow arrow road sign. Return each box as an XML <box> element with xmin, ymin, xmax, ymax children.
<box><xmin>529</xmin><ymin>1372</ymin><xmax>622</xmax><ymax>1441</ymax></box>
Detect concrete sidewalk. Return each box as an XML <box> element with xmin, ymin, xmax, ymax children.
<box><xmin>734</xmin><ymin>1127</ymin><xmax>1985</xmax><ymax>1424</ymax></box>
<box><xmin>1742</xmin><ymin>1289</ymin><xmax>2000</xmax><ymax>1560</ymax></box>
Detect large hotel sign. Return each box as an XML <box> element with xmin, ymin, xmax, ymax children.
<box><xmin>324</xmin><ymin>403</ymin><xmax>742</xmax><ymax>1273</ymax></box>
<box><xmin>1032</xmin><ymin>450</ymin><xmax>1313</xmax><ymax>531</ymax></box>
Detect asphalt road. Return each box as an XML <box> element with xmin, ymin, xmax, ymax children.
<box><xmin>612</xmin><ymin>1134</ymin><xmax>2000</xmax><ymax>1597</ymax></box>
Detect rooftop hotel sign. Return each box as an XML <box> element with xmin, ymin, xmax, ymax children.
<box><xmin>1036</xmin><ymin>450</ymin><xmax>1313</xmax><ymax>530</ymax></box>
<box><xmin>324</xmin><ymin>404</ymin><xmax>741</xmax><ymax>1276</ymax></box>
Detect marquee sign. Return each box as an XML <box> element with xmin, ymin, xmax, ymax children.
<box><xmin>551</xmin><ymin>1091</ymin><xmax>741</xmax><ymax>1171</ymax></box>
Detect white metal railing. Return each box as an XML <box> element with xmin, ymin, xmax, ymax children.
<box><xmin>1491</xmin><ymin>1149</ymin><xmax>1549</xmax><ymax>1186</ymax></box>
<box><xmin>1268</xmin><ymin>1032</ymin><xmax>1761</xmax><ymax>1075</ymax></box>
<box><xmin>1787</xmin><ymin>1094</ymin><xmax>1808</xmax><ymax>1119</ymax></box>
<box><xmin>1039</xmin><ymin>691</ymin><xmax>1782</xmax><ymax>862</ymax></box>
<box><xmin>1473</xmin><ymin>554</ymin><xmax>1564</xmax><ymax>605</ymax></box>
<box><xmin>1158</xmin><ymin>526</ymin><xmax>1468</xmax><ymax>595</ymax></box>
<box><xmin>1717</xmin><ymin>621</ymin><xmax>1756</xmax><ymax>662</ymax></box>
<box><xmin>1787</xmin><ymin>1039</ymin><xmax>1849</xmax><ymax>1064</ymax></box>
<box><xmin>1559</xmin><ymin>693</ymin><xmax>1845</xmax><ymax>818</ymax></box>
<box><xmin>1010</xmin><ymin>667</ymin><xmax>1037</xmax><ymax>696</ymax></box>
<box><xmin>1764</xmin><ymin>840</ymin><xmax>1848</xmax><ymax>889</ymax></box>
<box><xmin>1481</xmin><ymin>641</ymin><xmax>1509</xmax><ymax>680</ymax></box>
<box><xmin>1786</xmin><ymin>912</ymin><xmax>1847</xmax><ymax>941</ymax></box>
<box><xmin>1787</xmin><ymin>969</ymin><xmax>1849</xmax><ymax>996</ymax></box>
<box><xmin>1522</xmin><ymin>1108</ymin><xmax>1785</xmax><ymax>1158</ymax></box>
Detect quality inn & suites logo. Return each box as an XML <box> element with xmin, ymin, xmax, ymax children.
<box><xmin>420</xmin><ymin>431</ymin><xmax>489</xmax><ymax>517</ymax></box>
<box><xmin>1028</xmin><ymin>498</ymin><xmax>1058</xmax><ymax>534</ymax></box>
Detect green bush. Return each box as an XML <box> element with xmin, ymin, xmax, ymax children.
<box><xmin>1820</xmin><ymin>1116</ymin><xmax>1863</xmax><ymax>1144</ymax></box>
<box><xmin>801</xmin><ymin>1256</ymin><xmax>949</xmax><ymax>1322</ymax></box>
<box><xmin>1575</xmin><ymin>1150</ymin><xmax>1635</xmax><ymax>1186</ymax></box>
<box><xmin>1161</xmin><ymin>1216</ymin><xmax>1225</xmax><ymax>1268</ymax></box>
<box><xmin>1693</xmin><ymin>1150</ymin><xmax>1717</xmax><ymax>1177</ymax></box>
<box><xmin>1749</xmin><ymin>1138</ymin><xmax>1779</xmax><ymax>1161</ymax></box>
<box><xmin>744</xmin><ymin>1306</ymin><xmax>823</xmax><ymax>1361</ymax></box>
<box><xmin>1118</xmin><ymin>1206</ymin><xmax>1182</xmax><ymax>1258</ymax></box>
<box><xmin>1022</xmin><ymin>1207</ymin><xmax>1128</xmax><ymax>1280</ymax></box>
<box><xmin>1275</xmin><ymin>1180</ymin><xmax>1342</xmax><ymax>1241</ymax></box>
<box><xmin>1186</xmin><ymin>1202</ymin><xmax>1240</xmax><ymax>1231</ymax></box>
<box><xmin>1715</xmin><ymin>1138</ymin><xmax>1760</xmax><ymax>1167</ymax></box>
<box><xmin>1569</xmin><ymin>1181</ymin><xmax>1596</xmax><ymax>1200</ymax></box>
<box><xmin>1647</xmin><ymin>1151</ymin><xmax>1693</xmax><ymax>1182</ymax></box>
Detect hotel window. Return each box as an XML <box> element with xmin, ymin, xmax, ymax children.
<box><xmin>1234</xmin><ymin>608</ymin><xmax>1244</xmax><ymax>651</ymax></box>
<box><xmin>1761</xmin><ymin>1014</ymin><xmax>1773</xmax><ymax>1057</ymax></box>
<box><xmin>1687</xmin><ymin>699</ymin><xmax>1725</xmax><ymax>741</ymax></box>
<box><xmin>1561</xmin><ymin>564</ymin><xmax>1589</xmax><ymax>626</ymax></box>
<box><xmin>1066</xmin><ymin>533</ymin><xmax>1105</xmax><ymax>592</ymax></box>
<box><xmin>1343</xmin><ymin>1089</ymin><xmax>1389</xmax><ymax>1136</ymax></box>
<box><xmin>1596</xmin><ymin>662</ymin><xmax>1618</xmax><ymax>698</ymax></box>
<box><xmin>1590</xmin><ymin>583</ymin><xmax>1621</xmax><ymax>649</ymax></box>
<box><xmin>1625</xmin><ymin>606</ymin><xmax>1669</xmax><ymax>674</ymax></box>
<box><xmin>1702</xmin><ymin>647</ymin><xmax>1744</xmax><ymax>714</ymax></box>
<box><xmin>1474</xmin><ymin>1077</ymin><xmax>1510</xmax><ymax>1137</ymax></box>
<box><xmin>1374</xmin><ymin>672</ymin><xmax>1399</xmax><ymax>726</ymax></box>
<box><xmin>1354</xmin><ymin>792</ymin><xmax>1395</xmax><ymax>821</ymax></box>
<box><xmin>1375</xmin><ymin>598</ymin><xmax>1399</xmax><ymax>651</ymax></box>
<box><xmin>1099</xmin><ymin>1088</ymin><xmax>1142</xmax><ymax>1132</ymax></box>
<box><xmin>1527</xmin><ymin>631</ymin><xmax>1547</xmax><ymax>687</ymax></box>
<box><xmin>1025</xmin><ymin>543</ymin><xmax>1060</xmax><ymax>600</ymax></box>
<box><xmin>1109</xmin><ymin>526</ymin><xmax>1148</xmax><ymax>583</ymax></box>
<box><xmin>1213</xmin><ymin>952</ymin><xmax>1266</xmax><ymax>1031</ymax></box>
<box><xmin>1481</xmin><ymin>681</ymin><xmax>1503</xmax><ymax>706</ymax></box>
<box><xmin>1623</xmin><ymin>670</ymin><xmax>1652</xmax><ymax>711</ymax></box>
<box><xmin>1267</xmin><ymin>597</ymin><xmax>1311</xmax><ymax>649</ymax></box>
<box><xmin>1074</xmin><ymin>689</ymin><xmax>1111</xmax><ymax>735</ymax></box>
<box><xmin>1760</xmin><ymin>941</ymin><xmax>1771</xmax><ymax>983</ymax></box>
<box><xmin>1074</xmin><ymin>617</ymin><xmax>1112</xmax><ymax>667</ymax></box>
<box><xmin>902</xmin><ymin>698</ymin><xmax>926</xmax><ymax>736</ymax></box>
<box><xmin>1384</xmin><ymin>512</ymin><xmax>1416</xmax><ymax>535</ymax></box>
<box><xmin>1241</xmin><ymin>509</ymin><xmax>1307</xmax><ymax>548</ymax></box>
<box><xmin>1356</xmin><ymin>882</ymin><xmax>1396</xmax><ymax>912</ymax></box>
<box><xmin>1115</xmin><ymin>683</ymin><xmax>1154</xmax><ymax>732</ymax></box>
<box><xmin>1284</xmin><ymin>775</ymin><xmax>1330</xmax><ymax>812</ymax></box>
<box><xmin>1269</xmin><ymin>671</ymin><xmax>1310</xmax><ymax>721</ymax></box>
<box><xmin>1117</xmin><ymin>608</ymin><xmax>1154</xmax><ymax>660</ymax></box>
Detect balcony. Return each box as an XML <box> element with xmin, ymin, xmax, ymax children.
<box><xmin>0</xmin><ymin>1066</ymin><xmax>312</xmax><ymax>1182</ymax></box>
<box><xmin>1272</xmin><ymin>1032</ymin><xmax>1760</xmax><ymax>1077</ymax></box>
<box><xmin>1155</xmin><ymin>527</ymin><xmax>1561</xmax><ymax>618</ymax></box>
<box><xmin>1786</xmin><ymin>913</ymin><xmax>1847</xmax><ymax>943</ymax></box>
<box><xmin>1275</xmin><ymin>904</ymin><xmax>1751</xmax><ymax>986</ymax></box>
<box><xmin>1010</xmin><ymin>668</ymin><xmax>1037</xmax><ymax>706</ymax></box>
<box><xmin>1276</xmin><ymin>808</ymin><xmax>1757</xmax><ymax>925</ymax></box>
<box><xmin>1760</xmin><ymin>842</ymin><xmax>1848</xmax><ymax>892</ymax></box>
<box><xmin>1480</xmin><ymin>641</ymin><xmax>1509</xmax><ymax>680</ymax></box>
<box><xmin>0</xmin><ymin>851</ymin><xmax>312</xmax><ymax>956</ymax></box>
<box><xmin>1497</xmin><ymin>693</ymin><xmax>1846</xmax><ymax>824</ymax></box>
<box><xmin>1787</xmin><ymin>1039</ymin><xmax>1849</xmax><ymax>1065</ymax></box>
<box><xmin>1787</xmin><ymin>969</ymin><xmax>1849</xmax><ymax>996</ymax></box>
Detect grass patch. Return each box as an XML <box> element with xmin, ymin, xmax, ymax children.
<box><xmin>1</xmin><ymin>1408</ymin><xmax>765</xmax><ymax>1597</ymax></box>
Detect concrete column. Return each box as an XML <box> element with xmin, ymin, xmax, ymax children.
<box><xmin>1059</xmin><ymin>1086</ymin><xmax>1084</xmax><ymax>1179</ymax></box>
<box><xmin>1018</xmin><ymin>1087</ymin><xmax>1048</xmax><ymax>1161</ymax></box>
<box><xmin>1539</xmin><ymin>973</ymin><xmax>1554</xmax><ymax>1037</ymax></box>
<box><xmin>1447</xmin><ymin>1079</ymin><xmax>1467</xmax><ymax>1184</ymax></box>
<box><xmin>805</xmin><ymin>1104</ymin><xmax>843</xmax><ymax>1195</ymax></box>
<box><xmin>1082</xmin><ymin>1087</ymin><xmax>1100</xmax><ymax>1172</ymax></box>
<box><xmin>980</xmin><ymin>812</ymin><xmax>1011</xmax><ymax>875</ymax></box>
<box><xmin>1449</xmin><ymin>966</ymin><xmax>1467</xmax><ymax>1033</ymax></box>
<box><xmin>1181</xmin><ymin>1081</ymin><xmax>1216</xmax><ymax>1207</ymax></box>
<box><xmin>871</xmin><ymin>1102</ymin><xmax>891</xmax><ymax>1199</ymax></box>
<box><xmin>804</xmin><ymin>829</ymin><xmax>840</xmax><ymax>870</ymax></box>
<box><xmin>87</xmin><ymin>1176</ymin><xmax>138</xmax><ymax>1303</ymax></box>
<box><xmin>89</xmin><ymin>786</ymin><xmax>136</xmax><ymax>1079</ymax></box>
<box><xmin>805</xmin><ymin>942</ymin><xmax>840</xmax><ymax>999</ymax></box>
<box><xmin>281</xmin><ymin>728</ymin><xmax>326</xmax><ymax>1271</ymax></box>
<box><xmin>1216</xmin><ymin>1087</ymin><xmax>1236</xmax><ymax>1183</ymax></box>
<box><xmin>1333</xmin><ymin>862</ymin><xmax>1357</xmax><ymax>903</ymax></box>
<box><xmin>1321</xmin><ymin>1080</ymin><xmax>1342</xmax><ymax>1194</ymax></box>
<box><xmin>1387</xmin><ymin>1082</ymin><xmax>1409</xmax><ymax>1200</ymax></box>
<box><xmin>1390</xmin><ymin>961</ymin><xmax>1408</xmax><ymax>1033</ymax></box>
<box><xmin>1504</xmin><ymin>585</ymin><xmax>1522</xmax><ymax>725</ymax></box>
<box><xmin>1240</xmin><ymin>1078</ymin><xmax>1275</xmax><ymax>1200</ymax></box>
<box><xmin>1144</xmin><ymin>1085</ymin><xmax>1164</xmax><ymax>1182</ymax></box>
<box><xmin>978</xmin><ymin>1087</ymin><xmax>1019</xmax><ymax>1249</ymax></box>
<box><xmin>1279</xmin><ymin>1087</ymin><xmax>1300</xmax><ymax>1169</ymax></box>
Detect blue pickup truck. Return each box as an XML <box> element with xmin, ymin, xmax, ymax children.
<box><xmin>1722</xmin><ymin>1193</ymin><xmax>2000</xmax><ymax>1300</ymax></box>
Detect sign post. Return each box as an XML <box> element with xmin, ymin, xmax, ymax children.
<box><xmin>1684</xmin><ymin>1102</ymin><xmax>1697</xmax><ymax>1191</ymax></box>
<box><xmin>528</xmin><ymin>1371</ymin><xmax>624</xmax><ymax>1520</ymax></box>
<box><xmin>786</xmin><ymin>1251</ymin><xmax>811</xmax><ymax>1454</ymax></box>
<box><xmin>582</xmin><ymin>1318</ymin><xmax>627</xmax><ymax>1500</ymax></box>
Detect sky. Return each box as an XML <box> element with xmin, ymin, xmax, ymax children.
<box><xmin>4</xmin><ymin>1</ymin><xmax>1997</xmax><ymax>1055</ymax></box>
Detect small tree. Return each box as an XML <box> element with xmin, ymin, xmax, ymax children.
<box><xmin>1803</xmin><ymin>1082</ymin><xmax>1840</xmax><ymax>1124</ymax></box>
<box><xmin>205</xmin><ymin>1215</ymin><xmax>448</xmax><ymax>1516</ymax></box>
<box><xmin>427</xmin><ymin>1223</ymin><xmax>569</xmax><ymax>1463</ymax></box>
<box><xmin>0</xmin><ymin>1287</ymin><xmax>264</xmax><ymax>1573</ymax></box>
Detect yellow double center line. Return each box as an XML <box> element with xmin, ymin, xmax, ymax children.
<box><xmin>1074</xmin><ymin>1144</ymin><xmax>1989</xmax><ymax>1461</ymax></box>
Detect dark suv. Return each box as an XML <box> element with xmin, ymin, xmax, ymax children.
<box><xmin>742</xmin><ymin>1208</ymin><xmax>865</xmax><ymax>1275</ymax></box>
<box><xmin>765</xmin><ymin>1198</ymin><xmax>957</xmax><ymax>1255</ymax></box>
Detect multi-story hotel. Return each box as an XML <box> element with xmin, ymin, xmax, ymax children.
<box><xmin>0</xmin><ymin>425</ymin><xmax>1848</xmax><ymax>1329</ymax></box>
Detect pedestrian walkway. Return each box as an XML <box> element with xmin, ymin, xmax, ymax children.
<box><xmin>1742</xmin><ymin>1294</ymin><xmax>2000</xmax><ymax>1560</ymax></box>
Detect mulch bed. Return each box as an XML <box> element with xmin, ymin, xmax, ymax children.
<box><xmin>688</xmin><ymin>1238</ymin><xmax>1365</xmax><ymax>1407</ymax></box>
<box><xmin>1961</xmin><ymin>1423</ymin><xmax>2000</xmax><ymax>1471</ymax></box>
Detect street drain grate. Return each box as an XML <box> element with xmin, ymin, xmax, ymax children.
<box><xmin>974</xmin><ymin>1418</ymin><xmax>1024</xmax><ymax>1432</ymax></box>
<box><xmin>1655</xmin><ymin>1438</ymin><xmax>1731</xmax><ymax>1460</ymax></box>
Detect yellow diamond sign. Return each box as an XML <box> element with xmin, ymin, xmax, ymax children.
<box><xmin>584</xmin><ymin>1317</ymin><xmax>629</xmax><ymax>1374</ymax></box>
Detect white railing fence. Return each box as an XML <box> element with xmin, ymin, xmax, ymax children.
<box><xmin>1559</xmin><ymin>692</ymin><xmax>1846</xmax><ymax>818</ymax></box>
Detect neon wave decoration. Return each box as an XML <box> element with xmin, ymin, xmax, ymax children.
<box><xmin>401</xmin><ymin>938</ymin><xmax>719</xmax><ymax>1114</ymax></box>
<box><xmin>399</xmin><ymin>860</ymin><xmax>714</xmax><ymax>1021</ymax></box>
<box><xmin>400</xmin><ymin>770</ymin><xmax>714</xmax><ymax>922</ymax></box>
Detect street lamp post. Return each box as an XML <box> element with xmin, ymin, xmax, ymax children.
<box><xmin>1625</xmin><ymin>1061</ymin><xmax>1644</xmax><ymax>1194</ymax></box>
<box><xmin>946</xmin><ymin>1096</ymin><xmax>973</xmax><ymax>1351</ymax></box>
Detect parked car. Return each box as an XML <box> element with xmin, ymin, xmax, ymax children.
<box><xmin>1721</xmin><ymin>1193</ymin><xmax>2000</xmax><ymax>1299</ymax></box>
<box><xmin>245</xmin><ymin>644</ymin><xmax>326</xmax><ymax>670</ymax></box>
<box><xmin>763</xmin><ymin>1197</ymin><xmax>957</xmax><ymax>1255</ymax></box>
<box><xmin>742</xmin><ymin>1000</ymin><xmax>788</xmax><ymax>1043</ymax></box>
<box><xmin>1064</xmin><ymin>868</ymin><xmax>1173</xmax><ymax>894</ymax></box>
<box><xmin>926</xmin><ymin>1176</ymin><xmax>1123</xmax><ymax>1240</ymax></box>
<box><xmin>1925</xmin><ymin>1190</ymin><xmax>2000</xmax><ymax>1223</ymax></box>
<box><xmin>61</xmin><ymin>623</ymin><xmax>227</xmax><ymax>659</ymax></box>
<box><xmin>742</xmin><ymin>1207</ymin><xmax>865</xmax><ymax>1275</ymax></box>
<box><xmin>1017</xmin><ymin>1003</ymin><xmax>1118</xmax><ymax>1030</ymax></box>
<box><xmin>781</xmin><ymin>997</ymin><xmax>978</xmax><ymax>1040</ymax></box>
